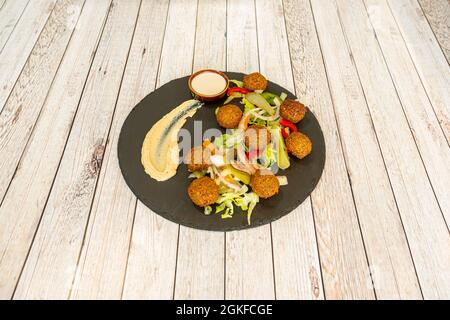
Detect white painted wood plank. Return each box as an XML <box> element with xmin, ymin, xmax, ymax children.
<box><xmin>312</xmin><ymin>0</ymin><xmax>422</xmax><ymax>299</ymax></box>
<box><xmin>0</xmin><ymin>0</ymin><xmax>56</xmax><ymax>113</ymax></box>
<box><xmin>70</xmin><ymin>0</ymin><xmax>169</xmax><ymax>300</ymax></box>
<box><xmin>363</xmin><ymin>0</ymin><xmax>450</xmax><ymax>299</ymax></box>
<box><xmin>255</xmin><ymin>0</ymin><xmax>325</xmax><ymax>300</ymax></box>
<box><xmin>337</xmin><ymin>0</ymin><xmax>442</xmax><ymax>299</ymax></box>
<box><xmin>0</xmin><ymin>0</ymin><xmax>30</xmax><ymax>52</ymax></box>
<box><xmin>0</xmin><ymin>0</ymin><xmax>95</xmax><ymax>299</ymax></box>
<box><xmin>122</xmin><ymin>0</ymin><xmax>197</xmax><ymax>299</ymax></box>
<box><xmin>418</xmin><ymin>0</ymin><xmax>450</xmax><ymax>62</ymax></box>
<box><xmin>365</xmin><ymin>0</ymin><xmax>450</xmax><ymax>237</ymax></box>
<box><xmin>174</xmin><ymin>0</ymin><xmax>225</xmax><ymax>300</ymax></box>
<box><xmin>0</xmin><ymin>0</ymin><xmax>84</xmax><ymax>205</ymax></box>
<box><xmin>388</xmin><ymin>0</ymin><xmax>450</xmax><ymax>144</ymax></box>
<box><xmin>225</xmin><ymin>0</ymin><xmax>275</xmax><ymax>300</ymax></box>
<box><xmin>13</xmin><ymin>0</ymin><xmax>141</xmax><ymax>299</ymax></box>
<box><xmin>283</xmin><ymin>0</ymin><xmax>373</xmax><ymax>300</ymax></box>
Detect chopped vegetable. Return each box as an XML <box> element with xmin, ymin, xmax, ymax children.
<box><xmin>273</xmin><ymin>128</ymin><xmax>290</xmax><ymax>170</ymax></box>
<box><xmin>245</xmin><ymin>92</ymin><xmax>275</xmax><ymax>115</ymax></box>
<box><xmin>276</xmin><ymin>176</ymin><xmax>288</xmax><ymax>186</ymax></box>
<box><xmin>260</xmin><ymin>144</ymin><xmax>277</xmax><ymax>168</ymax></box>
<box><xmin>227</xmin><ymin>87</ymin><xmax>250</xmax><ymax>96</ymax></box>
<box><xmin>280</xmin><ymin>118</ymin><xmax>298</xmax><ymax>133</ymax></box>
<box><xmin>246</xmin><ymin>149</ymin><xmax>260</xmax><ymax>161</ymax></box>
<box><xmin>222</xmin><ymin>165</ymin><xmax>251</xmax><ymax>185</ymax></box>
<box><xmin>238</xmin><ymin>112</ymin><xmax>251</xmax><ymax>131</ymax></box>
<box><xmin>188</xmin><ymin>170</ymin><xmax>207</xmax><ymax>179</ymax></box>
<box><xmin>281</xmin><ymin>127</ymin><xmax>290</xmax><ymax>139</ymax></box>
<box><xmin>229</xmin><ymin>79</ymin><xmax>244</xmax><ymax>88</ymax></box>
<box><xmin>242</xmin><ymin>98</ymin><xmax>256</xmax><ymax>113</ymax></box>
<box><xmin>280</xmin><ymin>92</ymin><xmax>287</xmax><ymax>101</ymax></box>
<box><xmin>204</xmin><ymin>206</ymin><xmax>213</xmax><ymax>215</ymax></box>
<box><xmin>261</xmin><ymin>92</ymin><xmax>280</xmax><ymax>105</ymax></box>
<box><xmin>214</xmin><ymin>185</ymin><xmax>259</xmax><ymax>224</ymax></box>
<box><xmin>223</xmin><ymin>92</ymin><xmax>242</xmax><ymax>105</ymax></box>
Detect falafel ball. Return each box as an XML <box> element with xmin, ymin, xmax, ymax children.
<box><xmin>185</xmin><ymin>146</ymin><xmax>211</xmax><ymax>172</ymax></box>
<box><xmin>188</xmin><ymin>176</ymin><xmax>219</xmax><ymax>207</ymax></box>
<box><xmin>250</xmin><ymin>170</ymin><xmax>280</xmax><ymax>199</ymax></box>
<box><xmin>280</xmin><ymin>99</ymin><xmax>307</xmax><ymax>123</ymax></box>
<box><xmin>285</xmin><ymin>131</ymin><xmax>312</xmax><ymax>159</ymax></box>
<box><xmin>243</xmin><ymin>72</ymin><xmax>268</xmax><ymax>91</ymax></box>
<box><xmin>216</xmin><ymin>104</ymin><xmax>243</xmax><ymax>129</ymax></box>
<box><xmin>244</xmin><ymin>125</ymin><xmax>271</xmax><ymax>150</ymax></box>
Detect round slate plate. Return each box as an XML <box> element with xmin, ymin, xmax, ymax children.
<box><xmin>118</xmin><ymin>72</ymin><xmax>325</xmax><ymax>231</ymax></box>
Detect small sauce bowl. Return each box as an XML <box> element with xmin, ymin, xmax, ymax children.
<box><xmin>188</xmin><ymin>69</ymin><xmax>229</xmax><ymax>102</ymax></box>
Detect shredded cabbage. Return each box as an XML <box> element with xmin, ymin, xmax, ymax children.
<box><xmin>242</xmin><ymin>98</ymin><xmax>256</xmax><ymax>113</ymax></box>
<box><xmin>260</xmin><ymin>144</ymin><xmax>277</xmax><ymax>168</ymax></box>
<box><xmin>229</xmin><ymin>79</ymin><xmax>244</xmax><ymax>88</ymax></box>
<box><xmin>213</xmin><ymin>185</ymin><xmax>259</xmax><ymax>224</ymax></box>
<box><xmin>214</xmin><ymin>130</ymin><xmax>243</xmax><ymax>150</ymax></box>
<box><xmin>204</xmin><ymin>206</ymin><xmax>213</xmax><ymax>215</ymax></box>
<box><xmin>188</xmin><ymin>170</ymin><xmax>207</xmax><ymax>178</ymax></box>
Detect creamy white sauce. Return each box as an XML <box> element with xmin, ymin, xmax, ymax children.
<box><xmin>191</xmin><ymin>71</ymin><xmax>227</xmax><ymax>96</ymax></box>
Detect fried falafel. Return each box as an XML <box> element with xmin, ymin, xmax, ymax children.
<box><xmin>188</xmin><ymin>176</ymin><xmax>219</xmax><ymax>207</ymax></box>
<box><xmin>280</xmin><ymin>99</ymin><xmax>307</xmax><ymax>123</ymax></box>
<box><xmin>185</xmin><ymin>146</ymin><xmax>211</xmax><ymax>172</ymax></box>
<box><xmin>243</xmin><ymin>72</ymin><xmax>268</xmax><ymax>91</ymax></box>
<box><xmin>250</xmin><ymin>170</ymin><xmax>280</xmax><ymax>199</ymax></box>
<box><xmin>285</xmin><ymin>131</ymin><xmax>312</xmax><ymax>159</ymax></box>
<box><xmin>216</xmin><ymin>104</ymin><xmax>243</xmax><ymax>129</ymax></box>
<box><xmin>244</xmin><ymin>125</ymin><xmax>271</xmax><ymax>150</ymax></box>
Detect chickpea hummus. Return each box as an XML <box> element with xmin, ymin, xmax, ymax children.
<box><xmin>141</xmin><ymin>99</ymin><xmax>203</xmax><ymax>181</ymax></box>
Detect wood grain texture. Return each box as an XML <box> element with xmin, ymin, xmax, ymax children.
<box><xmin>225</xmin><ymin>0</ymin><xmax>275</xmax><ymax>300</ymax></box>
<box><xmin>0</xmin><ymin>0</ymin><xmax>29</xmax><ymax>52</ymax></box>
<box><xmin>13</xmin><ymin>0</ymin><xmax>141</xmax><ymax>299</ymax></box>
<box><xmin>417</xmin><ymin>0</ymin><xmax>450</xmax><ymax>62</ymax></box>
<box><xmin>0</xmin><ymin>0</ymin><xmax>448</xmax><ymax>299</ymax></box>
<box><xmin>256</xmin><ymin>0</ymin><xmax>324</xmax><ymax>300</ymax></box>
<box><xmin>336</xmin><ymin>0</ymin><xmax>432</xmax><ymax>299</ymax></box>
<box><xmin>0</xmin><ymin>0</ymin><xmax>56</xmax><ymax>113</ymax></box>
<box><xmin>312</xmin><ymin>0</ymin><xmax>417</xmax><ymax>299</ymax></box>
<box><xmin>174</xmin><ymin>0</ymin><xmax>225</xmax><ymax>300</ymax></box>
<box><xmin>70</xmin><ymin>0</ymin><xmax>169</xmax><ymax>300</ymax></box>
<box><xmin>364</xmin><ymin>0</ymin><xmax>450</xmax><ymax>299</ymax></box>
<box><xmin>0</xmin><ymin>0</ymin><xmax>84</xmax><ymax>205</ymax></box>
<box><xmin>285</xmin><ymin>0</ymin><xmax>373</xmax><ymax>299</ymax></box>
<box><xmin>365</xmin><ymin>0</ymin><xmax>450</xmax><ymax>232</ymax></box>
<box><xmin>388</xmin><ymin>0</ymin><xmax>450</xmax><ymax>144</ymax></box>
<box><xmin>0</xmin><ymin>0</ymin><xmax>104</xmax><ymax>299</ymax></box>
<box><xmin>122</xmin><ymin>0</ymin><xmax>197</xmax><ymax>299</ymax></box>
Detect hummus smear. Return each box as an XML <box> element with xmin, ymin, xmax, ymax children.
<box><xmin>141</xmin><ymin>99</ymin><xmax>203</xmax><ymax>181</ymax></box>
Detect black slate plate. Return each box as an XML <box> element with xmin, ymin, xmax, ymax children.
<box><xmin>118</xmin><ymin>72</ymin><xmax>325</xmax><ymax>231</ymax></box>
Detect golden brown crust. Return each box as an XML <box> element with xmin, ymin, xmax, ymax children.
<box><xmin>250</xmin><ymin>170</ymin><xmax>280</xmax><ymax>199</ymax></box>
<box><xmin>187</xmin><ymin>176</ymin><xmax>219</xmax><ymax>207</ymax></box>
<box><xmin>216</xmin><ymin>104</ymin><xmax>243</xmax><ymax>129</ymax></box>
<box><xmin>243</xmin><ymin>72</ymin><xmax>268</xmax><ymax>91</ymax></box>
<box><xmin>244</xmin><ymin>125</ymin><xmax>271</xmax><ymax>150</ymax></box>
<box><xmin>285</xmin><ymin>131</ymin><xmax>312</xmax><ymax>159</ymax></box>
<box><xmin>280</xmin><ymin>99</ymin><xmax>307</xmax><ymax>123</ymax></box>
<box><xmin>185</xmin><ymin>146</ymin><xmax>210</xmax><ymax>172</ymax></box>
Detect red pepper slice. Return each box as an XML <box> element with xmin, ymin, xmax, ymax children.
<box><xmin>279</xmin><ymin>118</ymin><xmax>298</xmax><ymax>133</ymax></box>
<box><xmin>281</xmin><ymin>127</ymin><xmax>290</xmax><ymax>139</ymax></box>
<box><xmin>227</xmin><ymin>87</ymin><xmax>250</xmax><ymax>96</ymax></box>
<box><xmin>246</xmin><ymin>149</ymin><xmax>260</xmax><ymax>160</ymax></box>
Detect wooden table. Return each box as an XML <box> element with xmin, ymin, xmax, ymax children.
<box><xmin>0</xmin><ymin>0</ymin><xmax>449</xmax><ymax>300</ymax></box>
